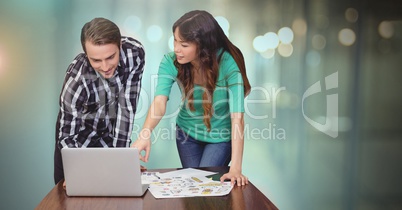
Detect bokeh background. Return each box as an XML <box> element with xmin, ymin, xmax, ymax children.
<box><xmin>1</xmin><ymin>0</ymin><xmax>401</xmax><ymax>209</ymax></box>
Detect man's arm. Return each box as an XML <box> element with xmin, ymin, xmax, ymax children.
<box><xmin>113</xmin><ymin>39</ymin><xmax>145</xmax><ymax>147</ymax></box>
<box><xmin>56</xmin><ymin>55</ymin><xmax>87</xmax><ymax>149</ymax></box>
<box><xmin>57</xmin><ymin>81</ymin><xmax>85</xmax><ymax>148</ymax></box>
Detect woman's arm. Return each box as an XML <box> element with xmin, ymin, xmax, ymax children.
<box><xmin>131</xmin><ymin>95</ymin><xmax>168</xmax><ymax>162</ymax></box>
<box><xmin>229</xmin><ymin>112</ymin><xmax>245</xmax><ymax>172</ymax></box>
<box><xmin>220</xmin><ymin>112</ymin><xmax>249</xmax><ymax>186</ymax></box>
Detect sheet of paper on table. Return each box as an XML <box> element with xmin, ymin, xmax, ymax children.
<box><xmin>141</xmin><ymin>168</ymin><xmax>233</xmax><ymax>198</ymax></box>
<box><xmin>159</xmin><ymin>168</ymin><xmax>218</xmax><ymax>178</ymax></box>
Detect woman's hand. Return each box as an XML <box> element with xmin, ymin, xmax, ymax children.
<box><xmin>131</xmin><ymin>130</ymin><xmax>152</xmax><ymax>162</ymax></box>
<box><xmin>131</xmin><ymin>95</ymin><xmax>168</xmax><ymax>162</ymax></box>
<box><xmin>220</xmin><ymin>168</ymin><xmax>249</xmax><ymax>186</ymax></box>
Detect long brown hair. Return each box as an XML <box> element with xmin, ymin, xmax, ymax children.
<box><xmin>173</xmin><ymin>10</ymin><xmax>251</xmax><ymax>131</ymax></box>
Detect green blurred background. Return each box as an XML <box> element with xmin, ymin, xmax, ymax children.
<box><xmin>1</xmin><ymin>0</ymin><xmax>401</xmax><ymax>209</ymax></box>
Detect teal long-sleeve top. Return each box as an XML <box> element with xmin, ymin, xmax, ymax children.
<box><xmin>155</xmin><ymin>51</ymin><xmax>245</xmax><ymax>143</ymax></box>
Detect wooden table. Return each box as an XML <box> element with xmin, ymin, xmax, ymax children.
<box><xmin>35</xmin><ymin>167</ymin><xmax>278</xmax><ymax>210</ymax></box>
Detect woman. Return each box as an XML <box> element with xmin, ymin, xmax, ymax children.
<box><xmin>132</xmin><ymin>10</ymin><xmax>250</xmax><ymax>186</ymax></box>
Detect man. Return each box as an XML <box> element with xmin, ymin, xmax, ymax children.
<box><xmin>54</xmin><ymin>17</ymin><xmax>145</xmax><ymax>184</ymax></box>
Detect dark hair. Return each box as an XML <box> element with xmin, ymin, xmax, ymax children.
<box><xmin>173</xmin><ymin>10</ymin><xmax>251</xmax><ymax>131</ymax></box>
<box><xmin>81</xmin><ymin>17</ymin><xmax>121</xmax><ymax>53</ymax></box>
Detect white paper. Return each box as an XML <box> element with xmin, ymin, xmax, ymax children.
<box><xmin>141</xmin><ymin>172</ymin><xmax>161</xmax><ymax>184</ymax></box>
<box><xmin>159</xmin><ymin>168</ymin><xmax>218</xmax><ymax>179</ymax></box>
<box><xmin>146</xmin><ymin>175</ymin><xmax>233</xmax><ymax>198</ymax></box>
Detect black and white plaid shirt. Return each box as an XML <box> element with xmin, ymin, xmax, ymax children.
<box><xmin>56</xmin><ymin>36</ymin><xmax>145</xmax><ymax>149</ymax></box>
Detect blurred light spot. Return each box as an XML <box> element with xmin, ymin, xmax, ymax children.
<box><xmin>264</xmin><ymin>32</ymin><xmax>279</xmax><ymax>49</ymax></box>
<box><xmin>345</xmin><ymin>8</ymin><xmax>358</xmax><ymax>23</ymax></box>
<box><xmin>292</xmin><ymin>18</ymin><xmax>307</xmax><ymax>36</ymax></box>
<box><xmin>278</xmin><ymin>43</ymin><xmax>293</xmax><ymax>57</ymax></box>
<box><xmin>378</xmin><ymin>21</ymin><xmax>394</xmax><ymax>39</ymax></box>
<box><xmin>215</xmin><ymin>16</ymin><xmax>230</xmax><ymax>36</ymax></box>
<box><xmin>278</xmin><ymin>27</ymin><xmax>294</xmax><ymax>44</ymax></box>
<box><xmin>147</xmin><ymin>25</ymin><xmax>163</xmax><ymax>43</ymax></box>
<box><xmin>0</xmin><ymin>46</ymin><xmax>5</xmax><ymax>76</ymax></box>
<box><xmin>277</xmin><ymin>91</ymin><xmax>299</xmax><ymax>109</ymax></box>
<box><xmin>312</xmin><ymin>34</ymin><xmax>326</xmax><ymax>50</ymax></box>
<box><xmin>338</xmin><ymin>28</ymin><xmax>356</xmax><ymax>46</ymax></box>
<box><xmin>253</xmin><ymin>35</ymin><xmax>269</xmax><ymax>52</ymax></box>
<box><xmin>168</xmin><ymin>35</ymin><xmax>174</xmax><ymax>51</ymax></box>
<box><xmin>261</xmin><ymin>48</ymin><xmax>275</xmax><ymax>59</ymax></box>
<box><xmin>0</xmin><ymin>52</ymin><xmax>3</xmax><ymax>75</ymax></box>
<box><xmin>306</xmin><ymin>50</ymin><xmax>321</xmax><ymax>66</ymax></box>
<box><xmin>124</xmin><ymin>16</ymin><xmax>142</xmax><ymax>34</ymax></box>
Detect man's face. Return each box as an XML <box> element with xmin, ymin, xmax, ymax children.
<box><xmin>85</xmin><ymin>41</ymin><xmax>120</xmax><ymax>79</ymax></box>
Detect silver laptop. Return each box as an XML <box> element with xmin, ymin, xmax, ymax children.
<box><xmin>61</xmin><ymin>147</ymin><xmax>149</xmax><ymax>196</ymax></box>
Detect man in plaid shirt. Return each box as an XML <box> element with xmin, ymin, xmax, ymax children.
<box><xmin>54</xmin><ymin>17</ymin><xmax>145</xmax><ymax>184</ymax></box>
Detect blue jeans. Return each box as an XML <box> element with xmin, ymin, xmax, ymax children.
<box><xmin>176</xmin><ymin>125</ymin><xmax>231</xmax><ymax>168</ymax></box>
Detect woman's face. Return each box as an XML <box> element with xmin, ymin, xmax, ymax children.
<box><xmin>173</xmin><ymin>28</ymin><xmax>199</xmax><ymax>67</ymax></box>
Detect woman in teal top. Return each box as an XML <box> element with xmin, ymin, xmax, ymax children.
<box><xmin>132</xmin><ymin>10</ymin><xmax>251</xmax><ymax>186</ymax></box>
